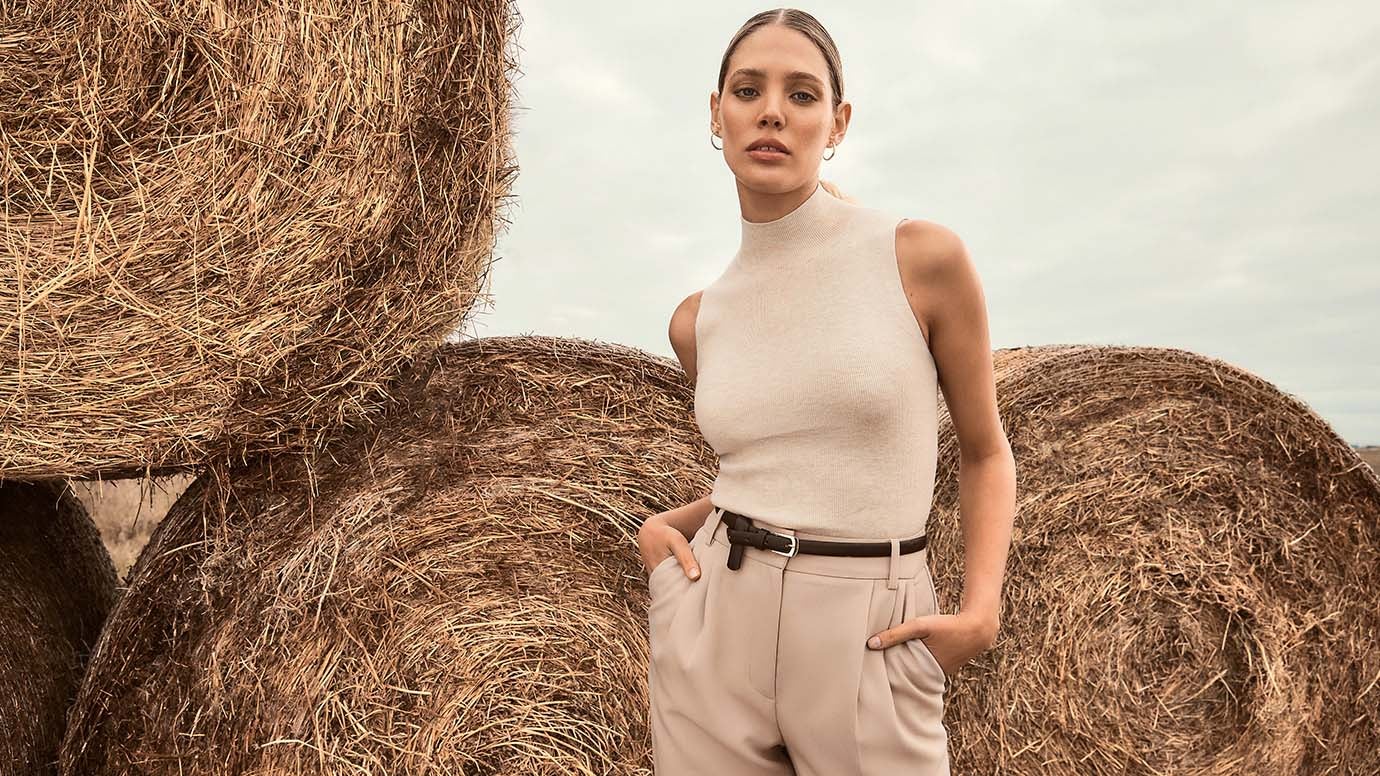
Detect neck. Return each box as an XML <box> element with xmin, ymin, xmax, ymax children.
<box><xmin>737</xmin><ymin>181</ymin><xmax>844</xmax><ymax>261</ymax></box>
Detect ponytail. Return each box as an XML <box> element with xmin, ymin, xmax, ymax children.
<box><xmin>819</xmin><ymin>178</ymin><xmax>857</xmax><ymax>204</ymax></box>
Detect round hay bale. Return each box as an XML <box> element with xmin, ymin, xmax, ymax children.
<box><xmin>925</xmin><ymin>344</ymin><xmax>1380</xmax><ymax>774</ymax></box>
<box><xmin>0</xmin><ymin>0</ymin><xmax>519</xmax><ymax>480</ymax></box>
<box><xmin>60</xmin><ymin>335</ymin><xmax>709</xmax><ymax>774</ymax></box>
<box><xmin>0</xmin><ymin>480</ymin><xmax>120</xmax><ymax>776</ymax></box>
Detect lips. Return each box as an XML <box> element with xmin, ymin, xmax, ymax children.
<box><xmin>747</xmin><ymin>148</ymin><xmax>788</xmax><ymax>164</ymax></box>
<box><xmin>747</xmin><ymin>138</ymin><xmax>790</xmax><ymax>154</ymax></box>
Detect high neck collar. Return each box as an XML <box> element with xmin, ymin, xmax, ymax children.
<box><xmin>737</xmin><ymin>181</ymin><xmax>843</xmax><ymax>260</ymax></box>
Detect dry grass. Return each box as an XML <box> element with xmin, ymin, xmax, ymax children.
<box><xmin>60</xmin><ymin>336</ymin><xmax>710</xmax><ymax>775</ymax></box>
<box><xmin>1</xmin><ymin>0</ymin><xmax>520</xmax><ymax>480</ymax></box>
<box><xmin>0</xmin><ymin>481</ymin><xmax>118</xmax><ymax>776</ymax></box>
<box><xmin>926</xmin><ymin>344</ymin><xmax>1380</xmax><ymax>774</ymax></box>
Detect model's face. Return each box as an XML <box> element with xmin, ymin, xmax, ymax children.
<box><xmin>711</xmin><ymin>26</ymin><xmax>849</xmax><ymax>190</ymax></box>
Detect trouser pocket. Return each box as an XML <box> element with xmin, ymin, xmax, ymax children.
<box><xmin>885</xmin><ymin>570</ymin><xmax>947</xmax><ymax>695</ymax></box>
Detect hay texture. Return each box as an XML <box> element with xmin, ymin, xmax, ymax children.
<box><xmin>0</xmin><ymin>481</ymin><xmax>120</xmax><ymax>776</ymax></box>
<box><xmin>60</xmin><ymin>335</ymin><xmax>710</xmax><ymax>775</ymax></box>
<box><xmin>925</xmin><ymin>344</ymin><xmax>1380</xmax><ymax>774</ymax></box>
<box><xmin>0</xmin><ymin>0</ymin><xmax>519</xmax><ymax>480</ymax></box>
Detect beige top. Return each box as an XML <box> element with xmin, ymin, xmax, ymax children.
<box><xmin>694</xmin><ymin>181</ymin><xmax>939</xmax><ymax>539</ymax></box>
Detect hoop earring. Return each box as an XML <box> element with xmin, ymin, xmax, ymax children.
<box><xmin>823</xmin><ymin>144</ymin><xmax>836</xmax><ymax>161</ymax></box>
<box><xmin>710</xmin><ymin>128</ymin><xmax>723</xmax><ymax>151</ymax></box>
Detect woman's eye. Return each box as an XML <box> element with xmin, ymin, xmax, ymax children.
<box><xmin>733</xmin><ymin>87</ymin><xmax>816</xmax><ymax>103</ymax></box>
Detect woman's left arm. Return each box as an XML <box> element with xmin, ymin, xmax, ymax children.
<box><xmin>901</xmin><ymin>218</ymin><xmax>1015</xmax><ymax>651</ymax></box>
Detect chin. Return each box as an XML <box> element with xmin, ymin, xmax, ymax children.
<box><xmin>737</xmin><ymin>166</ymin><xmax>798</xmax><ymax>188</ymax></box>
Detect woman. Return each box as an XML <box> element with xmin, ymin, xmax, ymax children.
<box><xmin>638</xmin><ymin>8</ymin><xmax>1016</xmax><ymax>774</ymax></box>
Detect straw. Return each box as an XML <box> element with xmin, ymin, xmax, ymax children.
<box><xmin>0</xmin><ymin>0</ymin><xmax>520</xmax><ymax>480</ymax></box>
<box><xmin>60</xmin><ymin>335</ymin><xmax>708</xmax><ymax>774</ymax></box>
<box><xmin>0</xmin><ymin>480</ymin><xmax>119</xmax><ymax>776</ymax></box>
<box><xmin>927</xmin><ymin>344</ymin><xmax>1380</xmax><ymax>773</ymax></box>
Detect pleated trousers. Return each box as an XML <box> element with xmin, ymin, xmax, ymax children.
<box><xmin>647</xmin><ymin>506</ymin><xmax>951</xmax><ymax>775</ymax></box>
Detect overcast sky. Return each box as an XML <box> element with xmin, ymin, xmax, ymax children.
<box><xmin>449</xmin><ymin>2</ymin><xmax>1380</xmax><ymax>446</ymax></box>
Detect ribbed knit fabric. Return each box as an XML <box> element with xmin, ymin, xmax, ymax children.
<box><xmin>694</xmin><ymin>180</ymin><xmax>939</xmax><ymax>539</ymax></box>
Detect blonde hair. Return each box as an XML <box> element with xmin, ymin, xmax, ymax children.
<box><xmin>820</xmin><ymin>178</ymin><xmax>856</xmax><ymax>204</ymax></box>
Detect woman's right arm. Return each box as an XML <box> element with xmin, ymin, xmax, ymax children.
<box><xmin>659</xmin><ymin>287</ymin><xmax>713</xmax><ymax>542</ymax></box>
<box><xmin>637</xmin><ymin>291</ymin><xmax>714</xmax><ymax>573</ymax></box>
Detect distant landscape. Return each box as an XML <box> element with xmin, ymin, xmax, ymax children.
<box><xmin>69</xmin><ymin>474</ymin><xmax>194</xmax><ymax>582</ymax></box>
<box><xmin>69</xmin><ymin>446</ymin><xmax>1380</xmax><ymax>583</ymax></box>
<box><xmin>1359</xmin><ymin>445</ymin><xmax>1380</xmax><ymax>472</ymax></box>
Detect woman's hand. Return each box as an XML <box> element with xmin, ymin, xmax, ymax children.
<box><xmin>638</xmin><ymin>514</ymin><xmax>701</xmax><ymax>581</ymax></box>
<box><xmin>866</xmin><ymin>607</ymin><xmax>997</xmax><ymax>677</ymax></box>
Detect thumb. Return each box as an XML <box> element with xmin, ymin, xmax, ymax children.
<box><xmin>867</xmin><ymin>613</ymin><xmax>937</xmax><ymax>650</ymax></box>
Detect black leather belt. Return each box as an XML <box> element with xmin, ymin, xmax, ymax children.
<box><xmin>718</xmin><ymin>508</ymin><xmax>928</xmax><ymax>570</ymax></box>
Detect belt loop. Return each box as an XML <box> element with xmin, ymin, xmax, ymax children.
<box><xmin>887</xmin><ymin>537</ymin><xmax>901</xmax><ymax>590</ymax></box>
<box><xmin>706</xmin><ymin>506</ymin><xmax>725</xmax><ymax>546</ymax></box>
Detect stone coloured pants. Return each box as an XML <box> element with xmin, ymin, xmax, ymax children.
<box><xmin>647</xmin><ymin>506</ymin><xmax>951</xmax><ymax>775</ymax></box>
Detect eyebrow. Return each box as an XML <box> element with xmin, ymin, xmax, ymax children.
<box><xmin>729</xmin><ymin>67</ymin><xmax>825</xmax><ymax>89</ymax></box>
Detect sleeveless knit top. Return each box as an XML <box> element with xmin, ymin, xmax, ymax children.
<box><xmin>693</xmin><ymin>181</ymin><xmax>939</xmax><ymax>540</ymax></box>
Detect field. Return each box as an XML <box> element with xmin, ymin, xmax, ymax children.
<box><xmin>68</xmin><ymin>475</ymin><xmax>194</xmax><ymax>582</ymax></box>
<box><xmin>1359</xmin><ymin>445</ymin><xmax>1380</xmax><ymax>473</ymax></box>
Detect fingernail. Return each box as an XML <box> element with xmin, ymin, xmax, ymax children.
<box><xmin>689</xmin><ymin>566</ymin><xmax>700</xmax><ymax>579</ymax></box>
<box><xmin>868</xmin><ymin>636</ymin><xmax>882</xmax><ymax>649</ymax></box>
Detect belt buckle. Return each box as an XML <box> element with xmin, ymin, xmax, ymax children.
<box><xmin>770</xmin><ymin>533</ymin><xmax>799</xmax><ymax>558</ymax></box>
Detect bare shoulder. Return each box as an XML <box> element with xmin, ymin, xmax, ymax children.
<box><xmin>893</xmin><ymin>217</ymin><xmax>979</xmax><ymax>350</ymax></box>
<box><xmin>668</xmin><ymin>290</ymin><xmax>704</xmax><ymax>385</ymax></box>
<box><xmin>895</xmin><ymin>217</ymin><xmax>971</xmax><ymax>284</ymax></box>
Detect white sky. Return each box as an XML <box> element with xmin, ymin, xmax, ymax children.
<box><xmin>450</xmin><ymin>2</ymin><xmax>1380</xmax><ymax>446</ymax></box>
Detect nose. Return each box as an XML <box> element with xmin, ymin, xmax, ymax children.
<box><xmin>757</xmin><ymin>95</ymin><xmax>786</xmax><ymax>129</ymax></box>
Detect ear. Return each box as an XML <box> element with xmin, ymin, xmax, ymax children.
<box><xmin>831</xmin><ymin>99</ymin><xmax>851</xmax><ymax>141</ymax></box>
